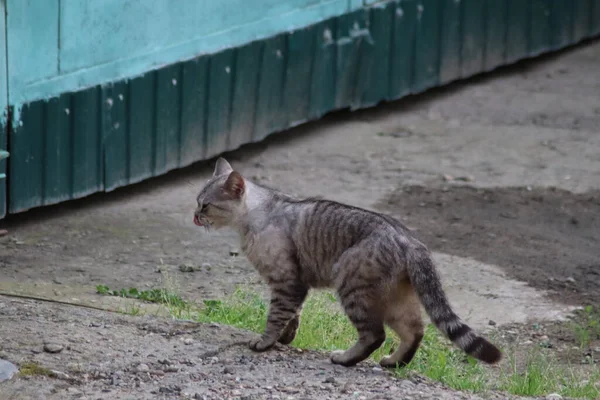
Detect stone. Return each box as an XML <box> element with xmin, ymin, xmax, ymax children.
<box><xmin>43</xmin><ymin>343</ymin><xmax>64</xmax><ymax>354</ymax></box>
<box><xmin>0</xmin><ymin>359</ymin><xmax>18</xmax><ymax>382</ymax></box>
<box><xmin>179</xmin><ymin>264</ymin><xmax>195</xmax><ymax>273</ymax></box>
<box><xmin>135</xmin><ymin>363</ymin><xmax>150</xmax><ymax>373</ymax></box>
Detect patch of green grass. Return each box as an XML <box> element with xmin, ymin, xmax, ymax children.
<box><xmin>192</xmin><ymin>287</ymin><xmax>600</xmax><ymax>399</ymax></box>
<box><xmin>95</xmin><ymin>284</ymin><xmax>190</xmax><ymax>318</ymax></box>
<box><xmin>19</xmin><ymin>362</ymin><xmax>55</xmax><ymax>377</ymax></box>
<box><xmin>571</xmin><ymin>305</ymin><xmax>600</xmax><ymax>348</ymax></box>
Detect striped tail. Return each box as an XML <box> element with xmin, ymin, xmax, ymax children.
<box><xmin>406</xmin><ymin>247</ymin><xmax>502</xmax><ymax>364</ymax></box>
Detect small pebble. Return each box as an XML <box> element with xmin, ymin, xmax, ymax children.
<box><xmin>178</xmin><ymin>264</ymin><xmax>195</xmax><ymax>273</ymax></box>
<box><xmin>43</xmin><ymin>343</ymin><xmax>64</xmax><ymax>354</ymax></box>
<box><xmin>546</xmin><ymin>394</ymin><xmax>563</xmax><ymax>400</ymax></box>
<box><xmin>183</xmin><ymin>338</ymin><xmax>194</xmax><ymax>345</ymax></box>
<box><xmin>136</xmin><ymin>363</ymin><xmax>150</xmax><ymax>373</ymax></box>
<box><xmin>222</xmin><ymin>366</ymin><xmax>235</xmax><ymax>375</ymax></box>
<box><xmin>229</xmin><ymin>248</ymin><xmax>240</xmax><ymax>257</ymax></box>
<box><xmin>565</xmin><ymin>276</ymin><xmax>576</xmax><ymax>283</ymax></box>
<box><xmin>488</xmin><ymin>320</ymin><xmax>497</xmax><ymax>326</ymax></box>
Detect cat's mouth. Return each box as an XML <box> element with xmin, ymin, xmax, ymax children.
<box><xmin>193</xmin><ymin>215</ymin><xmax>205</xmax><ymax>227</ymax></box>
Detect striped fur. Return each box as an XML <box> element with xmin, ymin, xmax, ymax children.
<box><xmin>194</xmin><ymin>158</ymin><xmax>502</xmax><ymax>367</ymax></box>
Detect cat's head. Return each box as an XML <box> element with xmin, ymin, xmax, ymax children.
<box><xmin>194</xmin><ymin>158</ymin><xmax>247</xmax><ymax>230</ymax></box>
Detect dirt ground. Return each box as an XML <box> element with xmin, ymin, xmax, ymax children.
<box><xmin>0</xmin><ymin>296</ymin><xmax>538</xmax><ymax>400</ymax></box>
<box><xmin>377</xmin><ymin>186</ymin><xmax>600</xmax><ymax>306</ymax></box>
<box><xmin>1</xmin><ymin>38</ymin><xmax>600</xmax><ymax>399</ymax></box>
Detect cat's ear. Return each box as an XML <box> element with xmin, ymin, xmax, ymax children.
<box><xmin>213</xmin><ymin>157</ymin><xmax>233</xmax><ymax>177</ymax></box>
<box><xmin>224</xmin><ymin>171</ymin><xmax>245</xmax><ymax>198</ymax></box>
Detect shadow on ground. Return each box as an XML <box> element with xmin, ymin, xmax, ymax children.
<box><xmin>377</xmin><ymin>186</ymin><xmax>600</xmax><ymax>305</ymax></box>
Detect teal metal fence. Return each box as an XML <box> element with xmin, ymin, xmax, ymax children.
<box><xmin>2</xmin><ymin>0</ymin><xmax>600</xmax><ymax>217</ymax></box>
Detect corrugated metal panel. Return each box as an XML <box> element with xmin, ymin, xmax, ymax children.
<box><xmin>573</xmin><ymin>0</ymin><xmax>593</xmax><ymax>42</ymax></box>
<box><xmin>6</xmin><ymin>0</ymin><xmax>600</xmax><ymax>215</ymax></box>
<box><xmin>413</xmin><ymin>0</ymin><xmax>440</xmax><ymax>92</ymax></box>
<box><xmin>389</xmin><ymin>0</ymin><xmax>416</xmax><ymax>98</ymax></box>
<box><xmin>0</xmin><ymin>0</ymin><xmax>8</xmax><ymax>219</ymax></box>
<box><xmin>594</xmin><ymin>0</ymin><xmax>600</xmax><ymax>36</ymax></box>
<box><xmin>484</xmin><ymin>0</ymin><xmax>508</xmax><ymax>72</ymax></box>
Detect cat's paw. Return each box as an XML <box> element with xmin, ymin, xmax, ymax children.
<box><xmin>329</xmin><ymin>350</ymin><xmax>354</xmax><ymax>367</ymax></box>
<box><xmin>277</xmin><ymin>318</ymin><xmax>299</xmax><ymax>345</ymax></box>
<box><xmin>248</xmin><ymin>337</ymin><xmax>275</xmax><ymax>352</ymax></box>
<box><xmin>277</xmin><ymin>329</ymin><xmax>297</xmax><ymax>345</ymax></box>
<box><xmin>379</xmin><ymin>356</ymin><xmax>400</xmax><ymax>369</ymax></box>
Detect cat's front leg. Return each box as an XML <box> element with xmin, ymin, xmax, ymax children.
<box><xmin>249</xmin><ymin>281</ymin><xmax>308</xmax><ymax>352</ymax></box>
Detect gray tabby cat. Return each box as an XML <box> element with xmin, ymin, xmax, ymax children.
<box><xmin>194</xmin><ymin>158</ymin><xmax>502</xmax><ymax>368</ymax></box>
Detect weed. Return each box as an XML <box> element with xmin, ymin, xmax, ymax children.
<box><xmin>19</xmin><ymin>362</ymin><xmax>55</xmax><ymax>377</ymax></box>
<box><xmin>571</xmin><ymin>305</ymin><xmax>600</xmax><ymax>348</ymax></box>
<box><xmin>96</xmin><ymin>284</ymin><xmax>190</xmax><ymax>317</ymax></box>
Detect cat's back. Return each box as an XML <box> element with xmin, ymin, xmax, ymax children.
<box><xmin>291</xmin><ymin>198</ymin><xmax>404</xmax><ymax>264</ymax></box>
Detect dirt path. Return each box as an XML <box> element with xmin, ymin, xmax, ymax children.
<box><xmin>1</xmin><ymin>38</ymin><xmax>600</xmax><ymax>399</ymax></box>
<box><xmin>0</xmin><ymin>296</ymin><xmax>537</xmax><ymax>400</ymax></box>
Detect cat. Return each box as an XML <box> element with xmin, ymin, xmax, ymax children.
<box><xmin>194</xmin><ymin>157</ymin><xmax>502</xmax><ymax>368</ymax></box>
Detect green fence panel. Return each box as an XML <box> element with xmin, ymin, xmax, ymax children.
<box><xmin>413</xmin><ymin>0</ymin><xmax>440</xmax><ymax>93</ymax></box>
<box><xmin>255</xmin><ymin>35</ymin><xmax>286</xmax><ymax>141</ymax></box>
<box><xmin>0</xmin><ymin>0</ymin><xmax>7</xmax><ymax>218</ymax></box>
<box><xmin>530</xmin><ymin>0</ymin><xmax>552</xmax><ymax>56</ymax></box>
<box><xmin>128</xmin><ymin>74</ymin><xmax>157</xmax><ymax>184</ymax></box>
<box><xmin>506</xmin><ymin>0</ymin><xmax>531</xmax><ymax>63</ymax></box>
<box><xmin>551</xmin><ymin>0</ymin><xmax>574</xmax><ymax>50</ymax></box>
<box><xmin>573</xmin><ymin>0</ymin><xmax>592</xmax><ymax>42</ymax></box>
<box><xmin>5</xmin><ymin>0</ymin><xmax>600</xmax><ymax>215</ymax></box>
<box><xmin>361</xmin><ymin>2</ymin><xmax>393</xmax><ymax>107</ymax></box>
<box><xmin>230</xmin><ymin>42</ymin><xmax>262</xmax><ymax>151</ymax></box>
<box><xmin>157</xmin><ymin>65</ymin><xmax>184</xmax><ymax>175</ymax></box>
<box><xmin>484</xmin><ymin>0</ymin><xmax>508</xmax><ymax>71</ymax></box>
<box><xmin>461</xmin><ymin>0</ymin><xmax>486</xmax><ymax>77</ymax></box>
<box><xmin>71</xmin><ymin>89</ymin><xmax>103</xmax><ymax>197</ymax></box>
<box><xmin>206</xmin><ymin>49</ymin><xmax>235</xmax><ymax>159</ymax></box>
<box><xmin>6</xmin><ymin>0</ymin><xmax>353</xmax><ymax>107</ymax></box>
<box><xmin>10</xmin><ymin>103</ymin><xmax>44</xmax><ymax>212</ymax></box>
<box><xmin>390</xmin><ymin>0</ymin><xmax>417</xmax><ymax>98</ymax></box>
<box><xmin>43</xmin><ymin>95</ymin><xmax>73</xmax><ymax>204</ymax></box>
<box><xmin>334</xmin><ymin>10</ymin><xmax>367</xmax><ymax>109</ymax></box>
<box><xmin>439</xmin><ymin>0</ymin><xmax>461</xmax><ymax>84</ymax></box>
<box><xmin>180</xmin><ymin>57</ymin><xmax>209</xmax><ymax>165</ymax></box>
<box><xmin>102</xmin><ymin>82</ymin><xmax>129</xmax><ymax>191</ymax></box>
<box><xmin>283</xmin><ymin>29</ymin><xmax>316</xmax><ymax>125</ymax></box>
<box><xmin>593</xmin><ymin>0</ymin><xmax>600</xmax><ymax>36</ymax></box>
<box><xmin>309</xmin><ymin>20</ymin><xmax>337</xmax><ymax>119</ymax></box>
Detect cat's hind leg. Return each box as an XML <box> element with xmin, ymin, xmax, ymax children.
<box><xmin>380</xmin><ymin>283</ymin><xmax>424</xmax><ymax>368</ymax></box>
<box><xmin>330</xmin><ymin>250</ymin><xmax>386</xmax><ymax>367</ymax></box>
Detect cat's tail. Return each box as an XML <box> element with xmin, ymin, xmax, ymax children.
<box><xmin>406</xmin><ymin>246</ymin><xmax>502</xmax><ymax>364</ymax></box>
